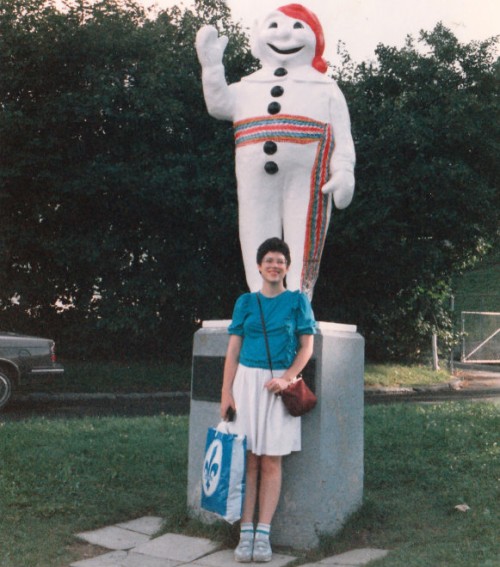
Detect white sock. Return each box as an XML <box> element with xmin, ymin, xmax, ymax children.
<box><xmin>240</xmin><ymin>522</ymin><xmax>254</xmax><ymax>541</ymax></box>
<box><xmin>255</xmin><ymin>522</ymin><xmax>271</xmax><ymax>541</ymax></box>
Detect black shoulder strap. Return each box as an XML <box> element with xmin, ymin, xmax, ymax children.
<box><xmin>256</xmin><ymin>293</ymin><xmax>273</xmax><ymax>377</ymax></box>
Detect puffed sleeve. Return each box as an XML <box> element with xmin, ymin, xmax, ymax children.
<box><xmin>228</xmin><ymin>293</ymin><xmax>251</xmax><ymax>336</ymax></box>
<box><xmin>295</xmin><ymin>292</ymin><xmax>316</xmax><ymax>335</ymax></box>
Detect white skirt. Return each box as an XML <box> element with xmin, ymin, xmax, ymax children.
<box><xmin>228</xmin><ymin>364</ymin><xmax>301</xmax><ymax>456</ymax></box>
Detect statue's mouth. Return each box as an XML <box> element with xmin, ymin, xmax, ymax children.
<box><xmin>267</xmin><ymin>44</ymin><xmax>304</xmax><ymax>55</ymax></box>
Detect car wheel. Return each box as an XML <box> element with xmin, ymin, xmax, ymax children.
<box><xmin>0</xmin><ymin>371</ymin><xmax>13</xmax><ymax>410</ymax></box>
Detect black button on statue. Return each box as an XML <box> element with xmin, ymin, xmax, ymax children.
<box><xmin>271</xmin><ymin>86</ymin><xmax>284</xmax><ymax>97</ymax></box>
<box><xmin>268</xmin><ymin>102</ymin><xmax>281</xmax><ymax>115</ymax></box>
<box><xmin>274</xmin><ymin>67</ymin><xmax>288</xmax><ymax>77</ymax></box>
<box><xmin>264</xmin><ymin>161</ymin><xmax>279</xmax><ymax>175</ymax></box>
<box><xmin>263</xmin><ymin>141</ymin><xmax>278</xmax><ymax>155</ymax></box>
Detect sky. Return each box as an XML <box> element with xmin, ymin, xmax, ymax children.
<box><xmin>137</xmin><ymin>0</ymin><xmax>499</xmax><ymax>65</ymax></box>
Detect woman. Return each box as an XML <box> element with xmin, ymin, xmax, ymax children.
<box><xmin>221</xmin><ymin>237</ymin><xmax>316</xmax><ymax>563</ymax></box>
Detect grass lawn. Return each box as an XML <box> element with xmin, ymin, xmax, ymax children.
<box><xmin>323</xmin><ymin>403</ymin><xmax>500</xmax><ymax>567</ymax></box>
<box><xmin>1</xmin><ymin>402</ymin><xmax>498</xmax><ymax>566</ymax></box>
<box><xmin>364</xmin><ymin>363</ymin><xmax>452</xmax><ymax>388</ymax></box>
<box><xmin>0</xmin><ymin>415</ymin><xmax>189</xmax><ymax>567</ymax></box>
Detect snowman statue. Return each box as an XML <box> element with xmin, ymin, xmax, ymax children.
<box><xmin>196</xmin><ymin>3</ymin><xmax>355</xmax><ymax>299</ymax></box>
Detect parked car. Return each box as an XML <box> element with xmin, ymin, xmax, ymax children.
<box><xmin>0</xmin><ymin>332</ymin><xmax>64</xmax><ymax>410</ymax></box>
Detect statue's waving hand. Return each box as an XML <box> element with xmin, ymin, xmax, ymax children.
<box><xmin>196</xmin><ymin>25</ymin><xmax>229</xmax><ymax>69</ymax></box>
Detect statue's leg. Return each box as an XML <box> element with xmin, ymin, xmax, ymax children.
<box><xmin>236</xmin><ymin>157</ymin><xmax>283</xmax><ymax>292</ymax></box>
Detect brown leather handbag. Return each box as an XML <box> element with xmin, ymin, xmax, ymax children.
<box><xmin>280</xmin><ymin>376</ymin><xmax>317</xmax><ymax>417</ymax></box>
<box><xmin>256</xmin><ymin>294</ymin><xmax>317</xmax><ymax>417</ymax></box>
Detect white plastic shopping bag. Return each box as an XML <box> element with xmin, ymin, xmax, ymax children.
<box><xmin>201</xmin><ymin>422</ymin><xmax>247</xmax><ymax>523</ymax></box>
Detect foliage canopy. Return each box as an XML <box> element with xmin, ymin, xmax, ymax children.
<box><xmin>314</xmin><ymin>24</ymin><xmax>499</xmax><ymax>359</ymax></box>
<box><xmin>0</xmin><ymin>0</ymin><xmax>498</xmax><ymax>361</ymax></box>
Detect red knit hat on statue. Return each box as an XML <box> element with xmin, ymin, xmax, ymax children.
<box><xmin>277</xmin><ymin>3</ymin><xmax>328</xmax><ymax>73</ymax></box>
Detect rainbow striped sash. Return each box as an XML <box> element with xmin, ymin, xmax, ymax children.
<box><xmin>234</xmin><ymin>115</ymin><xmax>334</xmax><ymax>298</ymax></box>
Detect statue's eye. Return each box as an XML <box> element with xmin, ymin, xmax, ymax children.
<box><xmin>269</xmin><ymin>21</ymin><xmax>278</xmax><ymax>28</ymax></box>
<box><xmin>293</xmin><ymin>22</ymin><xmax>304</xmax><ymax>29</ymax></box>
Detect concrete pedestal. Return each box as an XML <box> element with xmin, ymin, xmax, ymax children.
<box><xmin>187</xmin><ymin>321</ymin><xmax>364</xmax><ymax>550</ymax></box>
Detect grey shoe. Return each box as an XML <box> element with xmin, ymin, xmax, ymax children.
<box><xmin>253</xmin><ymin>537</ymin><xmax>272</xmax><ymax>562</ymax></box>
<box><xmin>234</xmin><ymin>537</ymin><xmax>253</xmax><ymax>563</ymax></box>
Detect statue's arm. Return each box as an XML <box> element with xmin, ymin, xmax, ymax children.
<box><xmin>196</xmin><ymin>25</ymin><xmax>236</xmax><ymax>121</ymax></box>
<box><xmin>322</xmin><ymin>82</ymin><xmax>356</xmax><ymax>209</ymax></box>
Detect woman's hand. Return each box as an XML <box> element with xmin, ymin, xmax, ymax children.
<box><xmin>221</xmin><ymin>390</ymin><xmax>236</xmax><ymax>420</ymax></box>
<box><xmin>265</xmin><ymin>377</ymin><xmax>292</xmax><ymax>395</ymax></box>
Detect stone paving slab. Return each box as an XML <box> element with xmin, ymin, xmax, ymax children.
<box><xmin>75</xmin><ymin>526</ymin><xmax>151</xmax><ymax>551</ymax></box>
<box><xmin>190</xmin><ymin>548</ymin><xmax>296</xmax><ymax>566</ymax></box>
<box><xmin>318</xmin><ymin>548</ymin><xmax>389</xmax><ymax>565</ymax></box>
<box><xmin>72</xmin><ymin>522</ymin><xmax>389</xmax><ymax>567</ymax></box>
<box><xmin>116</xmin><ymin>516</ymin><xmax>163</xmax><ymax>536</ymax></box>
<box><xmin>122</xmin><ymin>552</ymin><xmax>183</xmax><ymax>566</ymax></box>
<box><xmin>132</xmin><ymin>533</ymin><xmax>219</xmax><ymax>563</ymax></box>
<box><xmin>70</xmin><ymin>550</ymin><xmax>128</xmax><ymax>567</ymax></box>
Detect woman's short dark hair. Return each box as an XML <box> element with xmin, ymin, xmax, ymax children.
<box><xmin>256</xmin><ymin>238</ymin><xmax>291</xmax><ymax>266</ymax></box>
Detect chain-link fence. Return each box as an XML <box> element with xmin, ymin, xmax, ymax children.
<box><xmin>461</xmin><ymin>311</ymin><xmax>500</xmax><ymax>363</ymax></box>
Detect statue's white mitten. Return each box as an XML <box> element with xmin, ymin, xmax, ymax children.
<box><xmin>322</xmin><ymin>170</ymin><xmax>355</xmax><ymax>209</ymax></box>
<box><xmin>196</xmin><ymin>25</ymin><xmax>229</xmax><ymax>68</ymax></box>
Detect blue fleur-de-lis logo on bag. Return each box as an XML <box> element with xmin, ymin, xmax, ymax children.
<box><xmin>202</xmin><ymin>439</ymin><xmax>223</xmax><ymax>496</ymax></box>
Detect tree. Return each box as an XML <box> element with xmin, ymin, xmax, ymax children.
<box><xmin>314</xmin><ymin>24</ymin><xmax>499</xmax><ymax>359</ymax></box>
<box><xmin>1</xmin><ymin>4</ymin><xmax>498</xmax><ymax>363</ymax></box>
<box><xmin>0</xmin><ymin>0</ymin><xmax>253</xmax><ymax>359</ymax></box>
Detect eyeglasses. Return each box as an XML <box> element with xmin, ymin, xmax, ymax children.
<box><xmin>262</xmin><ymin>257</ymin><xmax>287</xmax><ymax>266</ymax></box>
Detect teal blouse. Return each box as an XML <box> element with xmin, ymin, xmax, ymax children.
<box><xmin>228</xmin><ymin>290</ymin><xmax>316</xmax><ymax>370</ymax></box>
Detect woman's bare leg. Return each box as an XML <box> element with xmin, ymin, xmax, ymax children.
<box><xmin>241</xmin><ymin>452</ymin><xmax>260</xmax><ymax>523</ymax></box>
<box><xmin>258</xmin><ymin>455</ymin><xmax>282</xmax><ymax>524</ymax></box>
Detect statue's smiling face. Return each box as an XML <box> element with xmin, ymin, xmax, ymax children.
<box><xmin>253</xmin><ymin>11</ymin><xmax>316</xmax><ymax>68</ymax></box>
